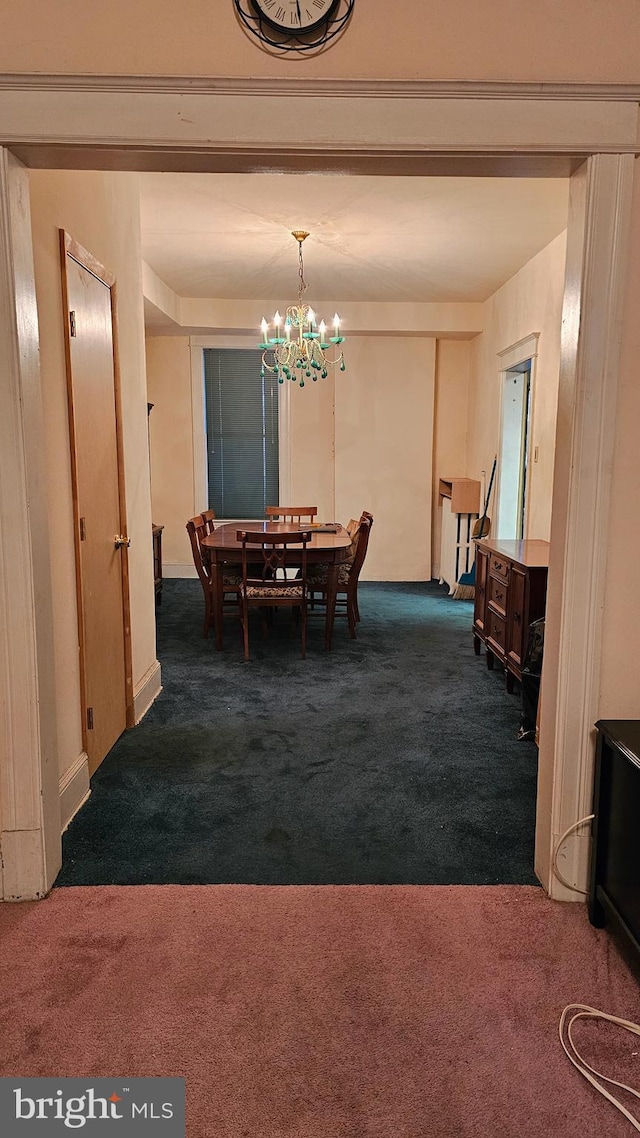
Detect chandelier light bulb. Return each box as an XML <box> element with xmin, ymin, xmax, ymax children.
<box><xmin>319</xmin><ymin>319</ymin><xmax>326</xmax><ymax>343</ymax></box>
<box><xmin>260</xmin><ymin>317</ymin><xmax>269</xmax><ymax>343</ymax></box>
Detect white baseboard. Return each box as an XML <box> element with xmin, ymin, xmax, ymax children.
<box><xmin>164</xmin><ymin>562</ymin><xmax>197</xmax><ymax>578</ymax></box>
<box><xmin>1</xmin><ymin>829</ymin><xmax>50</xmax><ymax>901</ymax></box>
<box><xmin>59</xmin><ymin>751</ymin><xmax>90</xmax><ymax>833</ymax></box>
<box><xmin>133</xmin><ymin>659</ymin><xmax>162</xmax><ymax>723</ymax></box>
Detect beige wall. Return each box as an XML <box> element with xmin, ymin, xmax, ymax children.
<box><xmin>335</xmin><ymin>337</ymin><xmax>435</xmax><ymax>581</ymax></box>
<box><xmin>29</xmin><ymin>169</ymin><xmax>156</xmax><ymax>781</ymax></box>
<box><xmin>432</xmin><ymin>340</ymin><xmax>472</xmax><ymax>575</ymax></box>
<box><xmin>147</xmin><ymin>334</ymin><xmax>435</xmax><ymax>581</ymax></box>
<box><xmin>2</xmin><ymin>1</ymin><xmax>640</xmax><ymax>82</ymax></box>
<box><xmin>467</xmin><ymin>232</ymin><xmax>567</xmax><ymax>541</ymax></box>
<box><xmin>147</xmin><ymin>337</ymin><xmax>195</xmax><ymax>565</ymax></box>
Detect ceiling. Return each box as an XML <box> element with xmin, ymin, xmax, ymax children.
<box><xmin>138</xmin><ymin>172</ymin><xmax>569</xmax><ymax>305</ymax></box>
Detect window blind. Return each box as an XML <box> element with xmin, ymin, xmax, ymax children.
<box><xmin>203</xmin><ymin>348</ymin><xmax>279</xmax><ymax>518</ymax></box>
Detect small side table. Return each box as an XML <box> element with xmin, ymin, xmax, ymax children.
<box><xmin>589</xmin><ymin>720</ymin><xmax>640</xmax><ymax>965</ymax></box>
<box><xmin>152</xmin><ymin>524</ymin><xmax>164</xmax><ymax>606</ymax></box>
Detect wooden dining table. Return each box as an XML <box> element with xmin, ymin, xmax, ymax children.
<box><xmin>201</xmin><ymin>521</ymin><xmax>353</xmax><ymax>651</ymax></box>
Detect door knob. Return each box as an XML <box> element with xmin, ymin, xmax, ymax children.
<box><xmin>114</xmin><ymin>534</ymin><xmax>131</xmax><ymax>549</ymax></box>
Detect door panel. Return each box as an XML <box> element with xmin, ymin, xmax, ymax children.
<box><xmin>63</xmin><ymin>245</ymin><xmax>128</xmax><ymax>775</ymax></box>
<box><xmin>507</xmin><ymin>566</ymin><xmax>527</xmax><ymax>671</ymax></box>
<box><xmin>473</xmin><ymin>547</ymin><xmax>488</xmax><ymax>636</ymax></box>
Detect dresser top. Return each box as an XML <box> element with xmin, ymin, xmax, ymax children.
<box><xmin>475</xmin><ymin>537</ymin><xmax>550</xmax><ymax>568</ymax></box>
<box><xmin>596</xmin><ymin>720</ymin><xmax>640</xmax><ymax>767</ymax></box>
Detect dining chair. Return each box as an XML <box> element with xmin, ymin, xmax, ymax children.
<box><xmin>237</xmin><ymin>529</ymin><xmax>311</xmax><ymax>661</ymax></box>
<box><xmin>265</xmin><ymin>505</ymin><xmax>318</xmax><ymax>524</ymax></box>
<box><xmin>200</xmin><ymin>508</ymin><xmax>216</xmax><ymax>534</ymax></box>
<box><xmin>186</xmin><ymin>515</ymin><xmax>241</xmax><ymax>638</ymax></box>
<box><xmin>307</xmin><ymin>513</ymin><xmax>374</xmax><ymax>637</ymax></box>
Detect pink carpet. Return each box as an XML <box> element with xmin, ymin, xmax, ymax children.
<box><xmin>0</xmin><ymin>885</ymin><xmax>639</xmax><ymax>1136</ymax></box>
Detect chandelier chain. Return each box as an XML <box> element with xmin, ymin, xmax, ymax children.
<box><xmin>298</xmin><ymin>240</ymin><xmax>307</xmax><ymax>304</ymax></box>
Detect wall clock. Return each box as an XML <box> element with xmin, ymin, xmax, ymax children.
<box><xmin>234</xmin><ymin>0</ymin><xmax>354</xmax><ymax>53</ymax></box>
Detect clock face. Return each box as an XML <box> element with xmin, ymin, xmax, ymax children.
<box><xmin>253</xmin><ymin>0</ymin><xmax>339</xmax><ymax>34</ymax></box>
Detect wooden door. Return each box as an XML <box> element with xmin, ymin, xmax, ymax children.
<box><xmin>61</xmin><ymin>233</ymin><xmax>132</xmax><ymax>775</ymax></box>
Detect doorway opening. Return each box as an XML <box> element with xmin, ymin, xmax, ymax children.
<box><xmin>0</xmin><ymin>87</ymin><xmax>633</xmax><ymax>899</ymax></box>
<box><xmin>497</xmin><ymin>359</ymin><xmax>533</xmax><ymax>541</ymax></box>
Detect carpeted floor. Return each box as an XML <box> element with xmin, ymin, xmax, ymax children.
<box><xmin>1</xmin><ymin>885</ymin><xmax>638</xmax><ymax>1136</ymax></box>
<box><xmin>57</xmin><ymin>581</ymin><xmax>538</xmax><ymax>886</ymax></box>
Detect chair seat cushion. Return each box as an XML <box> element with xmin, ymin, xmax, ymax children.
<box><xmin>222</xmin><ymin>573</ymin><xmax>242</xmax><ymax>587</ymax></box>
<box><xmin>307</xmin><ymin>563</ymin><xmax>351</xmax><ymax>589</ymax></box>
<box><xmin>245</xmin><ymin>584</ymin><xmax>303</xmax><ymax>599</ymax></box>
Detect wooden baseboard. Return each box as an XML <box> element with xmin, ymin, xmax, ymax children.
<box><xmin>133</xmin><ymin>659</ymin><xmax>162</xmax><ymax>723</ymax></box>
<box><xmin>59</xmin><ymin>751</ymin><xmax>90</xmax><ymax>833</ymax></box>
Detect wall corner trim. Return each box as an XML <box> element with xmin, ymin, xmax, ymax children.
<box><xmin>59</xmin><ymin>752</ymin><xmax>90</xmax><ymax>833</ymax></box>
<box><xmin>133</xmin><ymin>659</ymin><xmax>162</xmax><ymax>724</ymax></box>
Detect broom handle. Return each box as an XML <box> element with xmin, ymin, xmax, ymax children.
<box><xmin>480</xmin><ymin>457</ymin><xmax>497</xmax><ymax>524</ymax></box>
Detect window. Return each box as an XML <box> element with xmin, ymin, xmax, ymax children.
<box><xmin>203</xmin><ymin>348</ymin><xmax>279</xmax><ymax>518</ymax></box>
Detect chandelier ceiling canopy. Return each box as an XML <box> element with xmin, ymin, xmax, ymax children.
<box><xmin>260</xmin><ymin>231</ymin><xmax>345</xmax><ymax>389</ymax></box>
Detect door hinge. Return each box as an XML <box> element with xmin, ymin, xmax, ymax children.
<box><xmin>79</xmin><ymin>516</ymin><xmax>86</xmax><ymax>541</ymax></box>
<box><xmin>86</xmin><ymin>706</ymin><xmax>94</xmax><ymax>731</ymax></box>
<box><xmin>69</xmin><ymin>310</ymin><xmax>77</xmax><ymax>337</ymax></box>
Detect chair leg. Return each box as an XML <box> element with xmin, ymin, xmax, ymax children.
<box><xmin>242</xmin><ymin>599</ymin><xmax>250</xmax><ymax>662</ymax></box>
<box><xmin>301</xmin><ymin>602</ymin><xmax>307</xmax><ymax>659</ymax></box>
<box><xmin>347</xmin><ymin>597</ymin><xmax>357</xmax><ymax>639</ymax></box>
<box><xmin>203</xmin><ymin>588</ymin><xmax>212</xmax><ymax>639</ymax></box>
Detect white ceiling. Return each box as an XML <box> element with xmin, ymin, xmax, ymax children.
<box><xmin>138</xmin><ymin>172</ymin><xmax>569</xmax><ymax>305</ymax></box>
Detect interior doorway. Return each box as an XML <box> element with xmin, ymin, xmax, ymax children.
<box><xmin>0</xmin><ymin>83</ymin><xmax>635</xmax><ymax>900</ymax></box>
<box><xmin>497</xmin><ymin>359</ymin><xmax>533</xmax><ymax>540</ymax></box>
<box><xmin>60</xmin><ymin>231</ymin><xmax>133</xmax><ymax>775</ymax></box>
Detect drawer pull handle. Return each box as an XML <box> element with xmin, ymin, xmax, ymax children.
<box><xmin>514</xmin><ymin>612</ymin><xmax>521</xmax><ymax>624</ymax></box>
<box><xmin>496</xmin><ymin>590</ymin><xmax>503</xmax><ymax>602</ymax></box>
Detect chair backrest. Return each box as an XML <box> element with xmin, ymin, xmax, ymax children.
<box><xmin>186</xmin><ymin>515</ymin><xmax>211</xmax><ymax>589</ymax></box>
<box><xmin>237</xmin><ymin>529</ymin><xmax>311</xmax><ymax>590</ymax></box>
<box><xmin>200</xmin><ymin>508</ymin><xmax>216</xmax><ymax>534</ymax></box>
<box><xmin>265</xmin><ymin>505</ymin><xmax>318</xmax><ymax>523</ymax></box>
<box><xmin>346</xmin><ymin>518</ymin><xmax>360</xmax><ymax>538</ymax></box>
<box><xmin>349</xmin><ymin>513</ymin><xmax>374</xmax><ymax>581</ymax></box>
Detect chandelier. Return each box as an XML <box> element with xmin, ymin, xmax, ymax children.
<box><xmin>259</xmin><ymin>231</ymin><xmax>345</xmax><ymax>388</ymax></box>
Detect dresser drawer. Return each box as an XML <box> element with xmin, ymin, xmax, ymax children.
<box><xmin>488</xmin><ymin>575</ymin><xmax>508</xmax><ymax>617</ymax></box>
<box><xmin>487</xmin><ymin>612</ymin><xmax>507</xmax><ymax>656</ymax></box>
<box><xmin>490</xmin><ymin>554</ymin><xmax>510</xmax><ymax>584</ymax></box>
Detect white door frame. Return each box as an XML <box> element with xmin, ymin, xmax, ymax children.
<box><xmin>496</xmin><ymin>333</ymin><xmax>540</xmax><ymax>540</ymax></box>
<box><xmin>0</xmin><ymin>78</ymin><xmax>637</xmax><ymax>899</ymax></box>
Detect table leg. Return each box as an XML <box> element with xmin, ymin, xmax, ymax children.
<box><xmin>214</xmin><ymin>561</ymin><xmax>224</xmax><ymax>651</ymax></box>
<box><xmin>324</xmin><ymin>563</ymin><xmax>338</xmax><ymax>651</ymax></box>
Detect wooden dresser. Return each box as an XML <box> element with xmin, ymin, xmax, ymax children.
<box><xmin>152</xmin><ymin>524</ymin><xmax>164</xmax><ymax>606</ymax></box>
<box><xmin>473</xmin><ymin>537</ymin><xmax>549</xmax><ymax>691</ymax></box>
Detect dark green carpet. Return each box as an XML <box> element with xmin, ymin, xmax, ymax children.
<box><xmin>55</xmin><ymin>581</ymin><xmax>538</xmax><ymax>886</ymax></box>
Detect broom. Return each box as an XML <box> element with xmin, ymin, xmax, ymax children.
<box><xmin>451</xmin><ymin>457</ymin><xmax>497</xmax><ymax>600</ymax></box>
